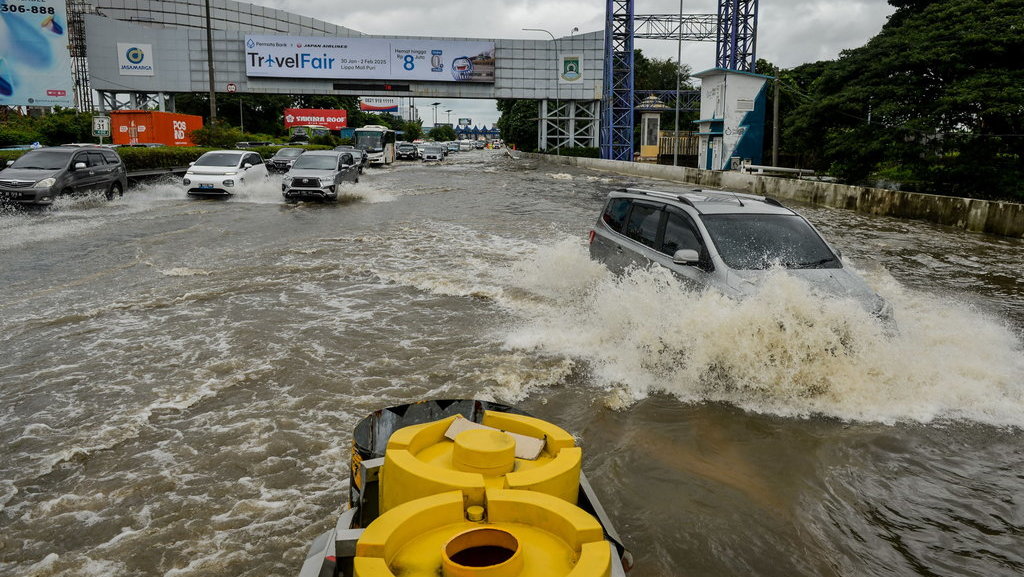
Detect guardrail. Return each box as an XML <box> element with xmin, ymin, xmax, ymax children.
<box><xmin>126</xmin><ymin>167</ymin><xmax>189</xmax><ymax>179</ymax></box>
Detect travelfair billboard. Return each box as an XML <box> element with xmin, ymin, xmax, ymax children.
<box><xmin>0</xmin><ymin>0</ymin><xmax>74</xmax><ymax>106</ymax></box>
<box><xmin>245</xmin><ymin>35</ymin><xmax>495</xmax><ymax>83</ymax></box>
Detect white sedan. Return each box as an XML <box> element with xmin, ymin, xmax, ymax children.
<box><xmin>184</xmin><ymin>150</ymin><xmax>269</xmax><ymax>198</ymax></box>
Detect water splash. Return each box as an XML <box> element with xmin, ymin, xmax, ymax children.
<box><xmin>500</xmin><ymin>238</ymin><xmax>1024</xmax><ymax>427</ymax></box>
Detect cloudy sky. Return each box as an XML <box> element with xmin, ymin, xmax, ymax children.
<box><xmin>253</xmin><ymin>0</ymin><xmax>896</xmax><ymax>127</ymax></box>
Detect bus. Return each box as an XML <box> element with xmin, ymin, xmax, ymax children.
<box><xmin>289</xmin><ymin>125</ymin><xmax>330</xmax><ymax>142</ymax></box>
<box><xmin>353</xmin><ymin>125</ymin><xmax>397</xmax><ymax>165</ymax></box>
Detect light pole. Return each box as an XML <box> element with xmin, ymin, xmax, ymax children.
<box><xmin>445</xmin><ymin>109</ymin><xmax>452</xmax><ymax>124</ymax></box>
<box><xmin>204</xmin><ymin>0</ymin><xmax>216</xmax><ymax>121</ymax></box>
<box><xmin>673</xmin><ymin>0</ymin><xmax>682</xmax><ymax>166</ymax></box>
<box><xmin>523</xmin><ymin>27</ymin><xmax>561</xmax><ymax>155</ymax></box>
<box><xmin>430</xmin><ymin>101</ymin><xmax>441</xmax><ymax>127</ymax></box>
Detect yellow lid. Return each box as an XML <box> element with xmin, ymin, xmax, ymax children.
<box><xmin>452</xmin><ymin>429</ymin><xmax>516</xmax><ymax>476</ymax></box>
<box><xmin>380</xmin><ymin>412</ymin><xmax>583</xmax><ymax>512</ymax></box>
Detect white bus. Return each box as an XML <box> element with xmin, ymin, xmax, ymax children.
<box><xmin>353</xmin><ymin>125</ymin><xmax>397</xmax><ymax>165</ymax></box>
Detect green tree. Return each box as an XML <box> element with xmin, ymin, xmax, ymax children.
<box><xmin>189</xmin><ymin>120</ymin><xmax>246</xmax><ymax>147</ymax></box>
<box><xmin>427</xmin><ymin>124</ymin><xmax>457</xmax><ymax>141</ymax></box>
<box><xmin>495</xmin><ymin>99</ymin><xmax>538</xmax><ymax>151</ymax></box>
<box><xmin>401</xmin><ymin>119</ymin><xmax>424</xmax><ymax>141</ymax></box>
<box><xmin>784</xmin><ymin>0</ymin><xmax>1024</xmax><ymax>198</ymax></box>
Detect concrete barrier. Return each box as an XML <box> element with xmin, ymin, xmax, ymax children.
<box><xmin>526</xmin><ymin>153</ymin><xmax>1024</xmax><ymax>238</ymax></box>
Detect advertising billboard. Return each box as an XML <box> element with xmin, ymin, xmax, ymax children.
<box><xmin>245</xmin><ymin>35</ymin><xmax>495</xmax><ymax>83</ymax></box>
<box><xmin>0</xmin><ymin>0</ymin><xmax>74</xmax><ymax>106</ymax></box>
<box><xmin>458</xmin><ymin>118</ymin><xmax>471</xmax><ymax>126</ymax></box>
<box><xmin>360</xmin><ymin>97</ymin><xmax>398</xmax><ymax>113</ymax></box>
<box><xmin>283</xmin><ymin>108</ymin><xmax>347</xmax><ymax>130</ymax></box>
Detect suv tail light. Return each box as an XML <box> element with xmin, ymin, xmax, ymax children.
<box><xmin>587</xmin><ymin>230</ymin><xmax>596</xmax><ymax>244</ymax></box>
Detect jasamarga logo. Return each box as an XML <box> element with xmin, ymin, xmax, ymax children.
<box><xmin>120</xmin><ymin>46</ymin><xmax>153</xmax><ymax>72</ymax></box>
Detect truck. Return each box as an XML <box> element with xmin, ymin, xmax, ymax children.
<box><xmin>111</xmin><ymin>110</ymin><xmax>203</xmax><ymax>147</ymax></box>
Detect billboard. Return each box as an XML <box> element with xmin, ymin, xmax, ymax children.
<box><xmin>283</xmin><ymin>108</ymin><xmax>347</xmax><ymax>130</ymax></box>
<box><xmin>360</xmin><ymin>97</ymin><xmax>398</xmax><ymax>113</ymax></box>
<box><xmin>458</xmin><ymin>118</ymin><xmax>471</xmax><ymax>126</ymax></box>
<box><xmin>0</xmin><ymin>0</ymin><xmax>74</xmax><ymax>106</ymax></box>
<box><xmin>245</xmin><ymin>35</ymin><xmax>495</xmax><ymax>83</ymax></box>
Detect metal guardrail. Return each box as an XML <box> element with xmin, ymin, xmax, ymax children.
<box><xmin>126</xmin><ymin>166</ymin><xmax>189</xmax><ymax>179</ymax></box>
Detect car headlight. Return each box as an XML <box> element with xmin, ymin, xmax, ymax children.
<box><xmin>282</xmin><ymin>176</ymin><xmax>292</xmax><ymax>185</ymax></box>
<box><xmin>34</xmin><ymin>177</ymin><xmax>56</xmax><ymax>188</ymax></box>
<box><xmin>223</xmin><ymin>179</ymin><xmax>234</xmax><ymax>187</ymax></box>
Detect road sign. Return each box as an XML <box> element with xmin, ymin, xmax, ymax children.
<box><xmin>92</xmin><ymin>116</ymin><xmax>111</xmax><ymax>137</ymax></box>
<box><xmin>226</xmin><ymin>83</ymin><xmax>237</xmax><ymax>93</ymax></box>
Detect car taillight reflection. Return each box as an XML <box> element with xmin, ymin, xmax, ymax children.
<box><xmin>587</xmin><ymin>230</ymin><xmax>596</xmax><ymax>244</ymax></box>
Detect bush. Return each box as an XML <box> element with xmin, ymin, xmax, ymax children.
<box><xmin>189</xmin><ymin>121</ymin><xmax>246</xmax><ymax>147</ymax></box>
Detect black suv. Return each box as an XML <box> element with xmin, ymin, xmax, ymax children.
<box><xmin>396</xmin><ymin>142</ymin><xmax>419</xmax><ymax>160</ymax></box>
<box><xmin>0</xmin><ymin>146</ymin><xmax>128</xmax><ymax>205</ymax></box>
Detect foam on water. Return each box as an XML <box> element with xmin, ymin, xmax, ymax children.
<box><xmin>497</xmin><ymin>237</ymin><xmax>1024</xmax><ymax>427</ymax></box>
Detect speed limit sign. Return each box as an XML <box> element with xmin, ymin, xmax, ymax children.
<box><xmin>226</xmin><ymin>83</ymin><xmax>237</xmax><ymax>93</ymax></box>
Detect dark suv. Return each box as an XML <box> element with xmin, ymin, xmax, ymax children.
<box><xmin>396</xmin><ymin>142</ymin><xmax>419</xmax><ymax>160</ymax></box>
<box><xmin>589</xmin><ymin>187</ymin><xmax>893</xmax><ymax>323</ymax></box>
<box><xmin>0</xmin><ymin>146</ymin><xmax>127</xmax><ymax>205</ymax></box>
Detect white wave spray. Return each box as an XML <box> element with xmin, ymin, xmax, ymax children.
<box><xmin>499</xmin><ymin>237</ymin><xmax>1024</xmax><ymax>426</ymax></box>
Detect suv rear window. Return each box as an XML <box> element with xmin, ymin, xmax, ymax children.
<box><xmin>624</xmin><ymin>202</ymin><xmax>661</xmax><ymax>248</ymax></box>
<box><xmin>601</xmin><ymin>198</ymin><xmax>630</xmax><ymax>232</ymax></box>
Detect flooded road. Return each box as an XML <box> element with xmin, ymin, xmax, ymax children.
<box><xmin>1</xmin><ymin>150</ymin><xmax>1022</xmax><ymax>577</ymax></box>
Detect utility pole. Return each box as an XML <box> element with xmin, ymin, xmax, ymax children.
<box><xmin>772</xmin><ymin>77</ymin><xmax>779</xmax><ymax>166</ymax></box>
<box><xmin>673</xmin><ymin>0</ymin><xmax>683</xmax><ymax>166</ymax></box>
<box><xmin>204</xmin><ymin>0</ymin><xmax>217</xmax><ymax>122</ymax></box>
<box><xmin>523</xmin><ymin>28</ymin><xmax>560</xmax><ymax>156</ymax></box>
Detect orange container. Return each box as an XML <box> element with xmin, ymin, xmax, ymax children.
<box><xmin>111</xmin><ymin>110</ymin><xmax>203</xmax><ymax>147</ymax></box>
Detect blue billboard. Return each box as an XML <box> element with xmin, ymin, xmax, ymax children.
<box><xmin>0</xmin><ymin>0</ymin><xmax>74</xmax><ymax>106</ymax></box>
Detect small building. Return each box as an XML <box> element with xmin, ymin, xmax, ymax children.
<box><xmin>692</xmin><ymin>67</ymin><xmax>771</xmax><ymax>170</ymax></box>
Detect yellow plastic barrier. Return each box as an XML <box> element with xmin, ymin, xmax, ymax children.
<box><xmin>380</xmin><ymin>412</ymin><xmax>582</xmax><ymax>512</ymax></box>
<box><xmin>354</xmin><ymin>489</ymin><xmax>612</xmax><ymax>577</ymax></box>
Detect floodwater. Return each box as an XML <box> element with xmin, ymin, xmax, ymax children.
<box><xmin>1</xmin><ymin>150</ymin><xmax>1022</xmax><ymax>577</ymax></box>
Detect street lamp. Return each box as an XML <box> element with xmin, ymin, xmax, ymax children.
<box><xmin>523</xmin><ymin>27</ymin><xmax>561</xmax><ymax>155</ymax></box>
<box><xmin>445</xmin><ymin>109</ymin><xmax>452</xmax><ymax>124</ymax></box>
<box><xmin>430</xmin><ymin>101</ymin><xmax>441</xmax><ymax>126</ymax></box>
<box><xmin>204</xmin><ymin>0</ymin><xmax>216</xmax><ymax>121</ymax></box>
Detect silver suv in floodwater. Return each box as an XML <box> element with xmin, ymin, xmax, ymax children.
<box><xmin>0</xmin><ymin>146</ymin><xmax>127</xmax><ymax>205</ymax></box>
<box><xmin>589</xmin><ymin>187</ymin><xmax>893</xmax><ymax>323</ymax></box>
<box><xmin>282</xmin><ymin>150</ymin><xmax>359</xmax><ymax>202</ymax></box>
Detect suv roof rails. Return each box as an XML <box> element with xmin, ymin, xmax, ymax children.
<box><xmin>623</xmin><ymin>187</ymin><xmax>701</xmax><ymax>212</ymax></box>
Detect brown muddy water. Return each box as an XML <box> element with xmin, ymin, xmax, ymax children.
<box><xmin>1</xmin><ymin>150</ymin><xmax>1022</xmax><ymax>577</ymax></box>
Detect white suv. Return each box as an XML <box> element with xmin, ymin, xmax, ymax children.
<box><xmin>589</xmin><ymin>187</ymin><xmax>893</xmax><ymax>323</ymax></box>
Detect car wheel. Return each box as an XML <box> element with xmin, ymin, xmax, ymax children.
<box><xmin>105</xmin><ymin>181</ymin><xmax>123</xmax><ymax>200</ymax></box>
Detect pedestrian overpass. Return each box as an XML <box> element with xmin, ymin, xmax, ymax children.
<box><xmin>84</xmin><ymin>0</ymin><xmax>605</xmax><ymax>151</ymax></box>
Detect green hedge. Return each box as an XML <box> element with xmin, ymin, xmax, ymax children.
<box><xmin>0</xmin><ymin>145</ymin><xmax>333</xmax><ymax>173</ymax></box>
